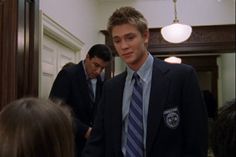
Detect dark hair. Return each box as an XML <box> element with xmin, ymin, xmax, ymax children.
<box><xmin>210</xmin><ymin>98</ymin><xmax>236</xmax><ymax>157</ymax></box>
<box><xmin>0</xmin><ymin>97</ymin><xmax>75</xmax><ymax>157</ymax></box>
<box><xmin>87</xmin><ymin>44</ymin><xmax>113</xmax><ymax>62</ymax></box>
<box><xmin>107</xmin><ymin>6</ymin><xmax>148</xmax><ymax>36</ymax></box>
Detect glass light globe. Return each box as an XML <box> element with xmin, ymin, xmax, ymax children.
<box><xmin>161</xmin><ymin>23</ymin><xmax>192</xmax><ymax>43</ymax></box>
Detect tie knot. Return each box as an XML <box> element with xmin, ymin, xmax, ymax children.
<box><xmin>132</xmin><ymin>72</ymin><xmax>140</xmax><ymax>82</ymax></box>
<box><xmin>133</xmin><ymin>72</ymin><xmax>140</xmax><ymax>80</ymax></box>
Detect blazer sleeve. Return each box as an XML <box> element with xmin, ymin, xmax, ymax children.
<box><xmin>49</xmin><ymin>69</ymin><xmax>70</xmax><ymax>101</ymax></box>
<box><xmin>49</xmin><ymin>69</ymin><xmax>90</xmax><ymax>138</ymax></box>
<box><xmin>182</xmin><ymin>68</ymin><xmax>208</xmax><ymax>157</ymax></box>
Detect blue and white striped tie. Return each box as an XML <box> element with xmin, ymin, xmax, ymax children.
<box><xmin>126</xmin><ymin>72</ymin><xmax>144</xmax><ymax>157</ymax></box>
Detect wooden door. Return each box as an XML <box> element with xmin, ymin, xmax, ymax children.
<box><xmin>0</xmin><ymin>0</ymin><xmax>39</xmax><ymax>109</ymax></box>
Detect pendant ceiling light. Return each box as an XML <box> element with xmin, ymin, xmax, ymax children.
<box><xmin>164</xmin><ymin>56</ymin><xmax>182</xmax><ymax>64</ymax></box>
<box><xmin>161</xmin><ymin>0</ymin><xmax>192</xmax><ymax>43</ymax></box>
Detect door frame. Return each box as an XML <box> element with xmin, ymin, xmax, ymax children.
<box><xmin>39</xmin><ymin>11</ymin><xmax>84</xmax><ymax>97</ymax></box>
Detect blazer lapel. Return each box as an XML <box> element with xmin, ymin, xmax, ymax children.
<box><xmin>76</xmin><ymin>62</ymin><xmax>92</xmax><ymax>108</ymax></box>
<box><xmin>146</xmin><ymin>59</ymin><xmax>170</xmax><ymax>156</ymax></box>
<box><xmin>110</xmin><ymin>72</ymin><xmax>127</xmax><ymax>157</ymax></box>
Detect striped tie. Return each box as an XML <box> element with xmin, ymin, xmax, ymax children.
<box><xmin>126</xmin><ymin>72</ymin><xmax>144</xmax><ymax>157</ymax></box>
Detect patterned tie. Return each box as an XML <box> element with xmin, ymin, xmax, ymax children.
<box><xmin>126</xmin><ymin>72</ymin><xmax>144</xmax><ymax>157</ymax></box>
<box><xmin>87</xmin><ymin>79</ymin><xmax>94</xmax><ymax>102</ymax></box>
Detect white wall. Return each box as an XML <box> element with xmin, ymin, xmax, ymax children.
<box><xmin>40</xmin><ymin>0</ymin><xmax>235</xmax><ymax>58</ymax></box>
<box><xmin>40</xmin><ymin>0</ymin><xmax>101</xmax><ymax>59</ymax></box>
<box><xmin>98</xmin><ymin>0</ymin><xmax>235</xmax><ymax>30</ymax></box>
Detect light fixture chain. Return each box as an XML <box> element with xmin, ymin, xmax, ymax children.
<box><xmin>161</xmin><ymin>0</ymin><xmax>192</xmax><ymax>43</ymax></box>
<box><xmin>173</xmin><ymin>0</ymin><xmax>179</xmax><ymax>23</ymax></box>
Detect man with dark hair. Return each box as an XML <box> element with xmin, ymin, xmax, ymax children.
<box><xmin>49</xmin><ymin>44</ymin><xmax>113</xmax><ymax>157</ymax></box>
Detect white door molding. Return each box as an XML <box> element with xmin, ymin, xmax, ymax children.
<box><xmin>39</xmin><ymin>11</ymin><xmax>84</xmax><ymax>98</ymax></box>
<box><xmin>41</xmin><ymin>12</ymin><xmax>84</xmax><ymax>53</ymax></box>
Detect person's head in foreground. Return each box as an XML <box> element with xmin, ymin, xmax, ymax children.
<box><xmin>0</xmin><ymin>97</ymin><xmax>75</xmax><ymax>157</ymax></box>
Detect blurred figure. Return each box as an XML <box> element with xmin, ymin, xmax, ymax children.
<box><xmin>49</xmin><ymin>44</ymin><xmax>113</xmax><ymax>156</ymax></box>
<box><xmin>202</xmin><ymin>90</ymin><xmax>217</xmax><ymax>120</ymax></box>
<box><xmin>0</xmin><ymin>97</ymin><xmax>74</xmax><ymax>157</ymax></box>
<box><xmin>210</xmin><ymin>98</ymin><xmax>236</xmax><ymax>157</ymax></box>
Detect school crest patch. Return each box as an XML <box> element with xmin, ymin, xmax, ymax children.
<box><xmin>163</xmin><ymin>107</ymin><xmax>180</xmax><ymax>129</ymax></box>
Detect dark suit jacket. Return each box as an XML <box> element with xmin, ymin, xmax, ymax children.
<box><xmin>82</xmin><ymin>58</ymin><xmax>208</xmax><ymax>157</ymax></box>
<box><xmin>49</xmin><ymin>61</ymin><xmax>103</xmax><ymax>156</ymax></box>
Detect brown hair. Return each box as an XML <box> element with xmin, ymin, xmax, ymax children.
<box><xmin>107</xmin><ymin>6</ymin><xmax>148</xmax><ymax>36</ymax></box>
<box><xmin>210</xmin><ymin>98</ymin><xmax>236</xmax><ymax>157</ymax></box>
<box><xmin>0</xmin><ymin>97</ymin><xmax>75</xmax><ymax>157</ymax></box>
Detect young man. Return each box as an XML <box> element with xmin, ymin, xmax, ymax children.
<box><xmin>49</xmin><ymin>44</ymin><xmax>112</xmax><ymax>157</ymax></box>
<box><xmin>82</xmin><ymin>7</ymin><xmax>208</xmax><ymax>157</ymax></box>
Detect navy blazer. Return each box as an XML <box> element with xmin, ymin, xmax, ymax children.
<box><xmin>49</xmin><ymin>61</ymin><xmax>103</xmax><ymax>156</ymax></box>
<box><xmin>82</xmin><ymin>58</ymin><xmax>208</xmax><ymax>157</ymax></box>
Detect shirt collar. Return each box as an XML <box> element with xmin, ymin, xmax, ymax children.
<box><xmin>126</xmin><ymin>53</ymin><xmax>154</xmax><ymax>83</ymax></box>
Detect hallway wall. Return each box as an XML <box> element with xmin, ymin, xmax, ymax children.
<box><xmin>40</xmin><ymin>0</ymin><xmax>235</xmax><ymax>58</ymax></box>
<box><xmin>40</xmin><ymin>0</ymin><xmax>100</xmax><ymax>59</ymax></box>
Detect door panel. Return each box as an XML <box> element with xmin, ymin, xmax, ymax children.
<box><xmin>40</xmin><ymin>35</ymin><xmax>76</xmax><ymax>99</ymax></box>
<box><xmin>57</xmin><ymin>42</ymin><xmax>76</xmax><ymax>72</ymax></box>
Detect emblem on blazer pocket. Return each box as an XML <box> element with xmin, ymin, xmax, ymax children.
<box><xmin>163</xmin><ymin>107</ymin><xmax>180</xmax><ymax>129</ymax></box>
